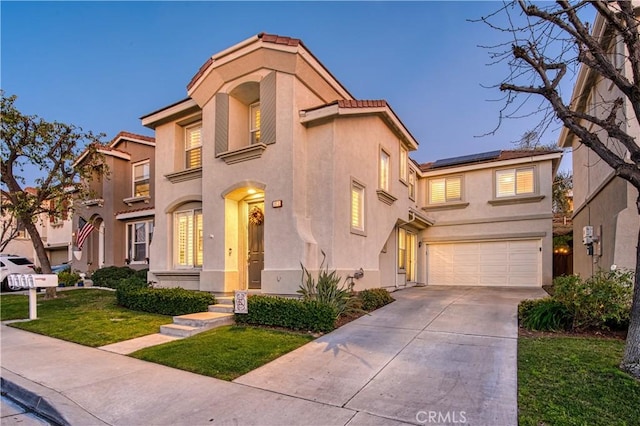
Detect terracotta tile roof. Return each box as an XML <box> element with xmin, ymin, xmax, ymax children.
<box><xmin>337</xmin><ymin>100</ymin><xmax>388</xmax><ymax>108</ymax></box>
<box><xmin>187</xmin><ymin>58</ymin><xmax>215</xmax><ymax>92</ymax></box>
<box><xmin>114</xmin><ymin>206</ymin><xmax>155</xmax><ymax>217</ymax></box>
<box><xmin>258</xmin><ymin>32</ymin><xmax>301</xmax><ymax>46</ymax></box>
<box><xmin>420</xmin><ymin>149</ymin><xmax>561</xmax><ymax>172</ymax></box>
<box><xmin>110</xmin><ymin>131</ymin><xmax>155</xmax><ymax>145</ymax></box>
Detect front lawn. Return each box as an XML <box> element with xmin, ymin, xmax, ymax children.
<box><xmin>0</xmin><ymin>289</ymin><xmax>171</xmax><ymax>347</ymax></box>
<box><xmin>518</xmin><ymin>336</ymin><xmax>640</xmax><ymax>425</ymax></box>
<box><xmin>131</xmin><ymin>325</ymin><xmax>314</xmax><ymax>380</ymax></box>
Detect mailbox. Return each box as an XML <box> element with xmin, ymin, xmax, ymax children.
<box><xmin>7</xmin><ymin>274</ymin><xmax>58</xmax><ymax>289</ymax></box>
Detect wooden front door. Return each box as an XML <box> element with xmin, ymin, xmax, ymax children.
<box><xmin>247</xmin><ymin>202</ymin><xmax>264</xmax><ymax>289</ymax></box>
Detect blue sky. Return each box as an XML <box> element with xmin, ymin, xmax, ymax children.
<box><xmin>2</xmin><ymin>1</ymin><xmax>575</xmax><ymax>173</ymax></box>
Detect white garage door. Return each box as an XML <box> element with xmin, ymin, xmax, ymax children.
<box><xmin>427</xmin><ymin>239</ymin><xmax>541</xmax><ymax>286</ymax></box>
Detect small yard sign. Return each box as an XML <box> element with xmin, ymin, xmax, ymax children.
<box><xmin>234</xmin><ymin>290</ymin><xmax>248</xmax><ymax>314</ymax></box>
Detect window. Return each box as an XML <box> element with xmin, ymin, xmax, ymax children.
<box><xmin>250</xmin><ymin>102</ymin><xmax>261</xmax><ymax>144</ymax></box>
<box><xmin>408</xmin><ymin>169</ymin><xmax>416</xmax><ymax>200</ymax></box>
<box><xmin>429</xmin><ymin>176</ymin><xmax>461</xmax><ymax>204</ymax></box>
<box><xmin>399</xmin><ymin>146</ymin><xmax>408</xmax><ymax>182</ymax></box>
<box><xmin>133</xmin><ymin>161</ymin><xmax>150</xmax><ymax>197</ymax></box>
<box><xmin>351</xmin><ymin>180</ymin><xmax>365</xmax><ymax>235</ymax></box>
<box><xmin>398</xmin><ymin>228</ymin><xmax>406</xmax><ymax>270</ymax></box>
<box><xmin>127</xmin><ymin>220</ymin><xmax>153</xmax><ymax>264</ymax></box>
<box><xmin>379</xmin><ymin>149</ymin><xmax>390</xmax><ymax>192</ymax></box>
<box><xmin>185</xmin><ymin>124</ymin><xmax>202</xmax><ymax>169</ymax></box>
<box><xmin>175</xmin><ymin>209</ymin><xmax>203</xmax><ymax>267</ymax></box>
<box><xmin>496</xmin><ymin>167</ymin><xmax>535</xmax><ymax>198</ymax></box>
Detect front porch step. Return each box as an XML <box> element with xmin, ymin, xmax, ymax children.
<box><xmin>216</xmin><ymin>296</ymin><xmax>234</xmax><ymax>306</ymax></box>
<box><xmin>209</xmin><ymin>304</ymin><xmax>234</xmax><ymax>314</ymax></box>
<box><xmin>159</xmin><ymin>312</ymin><xmax>235</xmax><ymax>338</ymax></box>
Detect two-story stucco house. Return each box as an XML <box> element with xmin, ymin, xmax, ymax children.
<box><xmin>141</xmin><ymin>33</ymin><xmax>561</xmax><ymax>295</ymax></box>
<box><xmin>558</xmin><ymin>7</ymin><xmax>639</xmax><ymax>277</ymax></box>
<box><xmin>73</xmin><ymin>132</ymin><xmax>155</xmax><ymax>272</ymax></box>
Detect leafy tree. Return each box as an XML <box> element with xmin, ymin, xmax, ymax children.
<box><xmin>553</xmin><ymin>170</ymin><xmax>573</xmax><ymax>216</ymax></box>
<box><xmin>479</xmin><ymin>1</ymin><xmax>640</xmax><ymax>377</ymax></box>
<box><xmin>1</xmin><ymin>92</ymin><xmax>105</xmax><ymax>298</ymax></box>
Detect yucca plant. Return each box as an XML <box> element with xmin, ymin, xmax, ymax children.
<box><xmin>299</xmin><ymin>251</ymin><xmax>361</xmax><ymax>318</ymax></box>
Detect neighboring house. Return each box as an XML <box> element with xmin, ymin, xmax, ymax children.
<box><xmin>73</xmin><ymin>132</ymin><xmax>155</xmax><ymax>272</ymax></box>
<box><xmin>141</xmin><ymin>33</ymin><xmax>561</xmax><ymax>295</ymax></box>
<box><xmin>558</xmin><ymin>9</ymin><xmax>639</xmax><ymax>277</ymax></box>
<box><xmin>1</xmin><ymin>188</ymin><xmax>73</xmax><ymax>266</ymax></box>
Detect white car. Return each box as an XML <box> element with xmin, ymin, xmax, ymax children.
<box><xmin>1</xmin><ymin>254</ymin><xmax>36</xmax><ymax>291</ymax></box>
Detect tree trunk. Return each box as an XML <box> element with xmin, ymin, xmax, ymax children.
<box><xmin>22</xmin><ymin>215</ymin><xmax>57</xmax><ymax>299</ymax></box>
<box><xmin>621</xmin><ymin>195</ymin><xmax>640</xmax><ymax>379</ymax></box>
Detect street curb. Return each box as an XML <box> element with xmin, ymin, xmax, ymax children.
<box><xmin>1</xmin><ymin>368</ymin><xmax>108</xmax><ymax>426</ymax></box>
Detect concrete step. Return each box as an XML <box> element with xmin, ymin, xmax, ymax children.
<box><xmin>216</xmin><ymin>296</ymin><xmax>234</xmax><ymax>306</ymax></box>
<box><xmin>209</xmin><ymin>304</ymin><xmax>234</xmax><ymax>314</ymax></box>
<box><xmin>159</xmin><ymin>324</ymin><xmax>203</xmax><ymax>338</ymax></box>
<box><xmin>172</xmin><ymin>312</ymin><xmax>235</xmax><ymax>328</ymax></box>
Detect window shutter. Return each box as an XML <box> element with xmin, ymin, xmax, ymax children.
<box><xmin>430</xmin><ymin>179</ymin><xmax>445</xmax><ymax>203</ymax></box>
<box><xmin>516</xmin><ymin>168</ymin><xmax>534</xmax><ymax>194</ymax></box>
<box><xmin>446</xmin><ymin>177</ymin><xmax>461</xmax><ymax>201</ymax></box>
<box><xmin>215</xmin><ymin>93</ymin><xmax>229</xmax><ymax>155</ymax></box>
<box><xmin>260</xmin><ymin>72</ymin><xmax>276</xmax><ymax>145</ymax></box>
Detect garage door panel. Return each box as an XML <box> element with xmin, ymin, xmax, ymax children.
<box><xmin>428</xmin><ymin>240</ymin><xmax>541</xmax><ymax>287</ymax></box>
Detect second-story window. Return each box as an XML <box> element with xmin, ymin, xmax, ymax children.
<box><xmin>185</xmin><ymin>124</ymin><xmax>202</xmax><ymax>169</ymax></box>
<box><xmin>496</xmin><ymin>167</ymin><xmax>535</xmax><ymax>198</ymax></box>
<box><xmin>379</xmin><ymin>149</ymin><xmax>390</xmax><ymax>192</ymax></box>
<box><xmin>400</xmin><ymin>146</ymin><xmax>408</xmax><ymax>182</ymax></box>
<box><xmin>429</xmin><ymin>176</ymin><xmax>462</xmax><ymax>204</ymax></box>
<box><xmin>250</xmin><ymin>102</ymin><xmax>261</xmax><ymax>144</ymax></box>
<box><xmin>408</xmin><ymin>169</ymin><xmax>416</xmax><ymax>200</ymax></box>
<box><xmin>133</xmin><ymin>161</ymin><xmax>150</xmax><ymax>197</ymax></box>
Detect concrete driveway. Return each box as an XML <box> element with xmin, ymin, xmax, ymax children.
<box><xmin>235</xmin><ymin>285</ymin><xmax>546</xmax><ymax>425</ymax></box>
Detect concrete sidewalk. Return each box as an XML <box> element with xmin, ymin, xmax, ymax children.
<box><xmin>1</xmin><ymin>286</ymin><xmax>545</xmax><ymax>425</ymax></box>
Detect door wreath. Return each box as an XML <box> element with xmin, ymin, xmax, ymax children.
<box><xmin>249</xmin><ymin>206</ymin><xmax>264</xmax><ymax>225</ymax></box>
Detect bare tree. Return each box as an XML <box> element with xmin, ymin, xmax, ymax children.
<box><xmin>478</xmin><ymin>1</ymin><xmax>640</xmax><ymax>377</ymax></box>
<box><xmin>1</xmin><ymin>92</ymin><xmax>105</xmax><ymax>298</ymax></box>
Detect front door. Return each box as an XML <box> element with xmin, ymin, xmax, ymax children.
<box><xmin>247</xmin><ymin>202</ymin><xmax>264</xmax><ymax>289</ymax></box>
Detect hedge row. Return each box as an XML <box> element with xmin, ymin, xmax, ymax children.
<box><xmin>234</xmin><ymin>295</ymin><xmax>337</xmax><ymax>333</ymax></box>
<box><xmin>116</xmin><ymin>278</ymin><xmax>215</xmax><ymax>316</ymax></box>
<box><xmin>91</xmin><ymin>266</ymin><xmax>148</xmax><ymax>288</ymax></box>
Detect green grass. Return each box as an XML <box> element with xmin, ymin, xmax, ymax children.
<box><xmin>0</xmin><ymin>289</ymin><xmax>171</xmax><ymax>347</ymax></box>
<box><xmin>131</xmin><ymin>325</ymin><xmax>314</xmax><ymax>380</ymax></box>
<box><xmin>519</xmin><ymin>336</ymin><xmax>640</xmax><ymax>425</ymax></box>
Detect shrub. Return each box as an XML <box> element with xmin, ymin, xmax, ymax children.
<box><xmin>359</xmin><ymin>288</ymin><xmax>394</xmax><ymax>311</ymax></box>
<box><xmin>134</xmin><ymin>268</ymin><xmax>149</xmax><ymax>281</ymax></box>
<box><xmin>91</xmin><ymin>266</ymin><xmax>135</xmax><ymax>288</ymax></box>
<box><xmin>519</xmin><ymin>298</ymin><xmax>572</xmax><ymax>331</ymax></box>
<box><xmin>298</xmin><ymin>252</ymin><xmax>361</xmax><ymax>318</ymax></box>
<box><xmin>117</xmin><ymin>282</ymin><xmax>215</xmax><ymax>316</ymax></box>
<box><xmin>57</xmin><ymin>271</ymin><xmax>81</xmax><ymax>287</ymax></box>
<box><xmin>553</xmin><ymin>269</ymin><xmax>633</xmax><ymax>330</ymax></box>
<box><xmin>234</xmin><ymin>295</ymin><xmax>336</xmax><ymax>333</ymax></box>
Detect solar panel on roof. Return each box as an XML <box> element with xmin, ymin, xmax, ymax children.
<box><xmin>431</xmin><ymin>150</ymin><xmax>502</xmax><ymax>169</ymax></box>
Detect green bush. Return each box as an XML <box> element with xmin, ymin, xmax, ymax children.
<box><xmin>134</xmin><ymin>268</ymin><xmax>149</xmax><ymax>281</ymax></box>
<box><xmin>553</xmin><ymin>269</ymin><xmax>633</xmax><ymax>330</ymax></box>
<box><xmin>57</xmin><ymin>271</ymin><xmax>81</xmax><ymax>287</ymax></box>
<box><xmin>91</xmin><ymin>266</ymin><xmax>135</xmax><ymax>288</ymax></box>
<box><xmin>234</xmin><ymin>295</ymin><xmax>336</xmax><ymax>333</ymax></box>
<box><xmin>298</xmin><ymin>252</ymin><xmax>360</xmax><ymax>318</ymax></box>
<box><xmin>116</xmin><ymin>283</ymin><xmax>215</xmax><ymax>316</ymax></box>
<box><xmin>519</xmin><ymin>298</ymin><xmax>572</xmax><ymax>331</ymax></box>
<box><xmin>359</xmin><ymin>288</ymin><xmax>394</xmax><ymax>311</ymax></box>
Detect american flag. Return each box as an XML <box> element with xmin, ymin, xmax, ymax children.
<box><xmin>77</xmin><ymin>217</ymin><xmax>95</xmax><ymax>250</ymax></box>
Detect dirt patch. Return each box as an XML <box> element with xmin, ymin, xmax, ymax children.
<box><xmin>519</xmin><ymin>326</ymin><xmax>627</xmax><ymax>340</ymax></box>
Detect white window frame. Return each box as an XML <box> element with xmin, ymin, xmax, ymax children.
<box><xmin>250</xmin><ymin>102</ymin><xmax>261</xmax><ymax>144</ymax></box>
<box><xmin>495</xmin><ymin>166</ymin><xmax>536</xmax><ymax>198</ymax></box>
<box><xmin>379</xmin><ymin>148</ymin><xmax>391</xmax><ymax>192</ymax></box>
<box><xmin>174</xmin><ymin>208</ymin><xmax>203</xmax><ymax>268</ymax></box>
<box><xmin>398</xmin><ymin>228</ymin><xmax>406</xmax><ymax>270</ymax></box>
<box><xmin>132</xmin><ymin>160</ymin><xmax>150</xmax><ymax>198</ymax></box>
<box><xmin>185</xmin><ymin>123</ymin><xmax>202</xmax><ymax>169</ymax></box>
<box><xmin>408</xmin><ymin>168</ymin><xmax>416</xmax><ymax>201</ymax></box>
<box><xmin>350</xmin><ymin>179</ymin><xmax>366</xmax><ymax>236</ymax></box>
<box><xmin>428</xmin><ymin>175</ymin><xmax>462</xmax><ymax>204</ymax></box>
<box><xmin>126</xmin><ymin>220</ymin><xmax>153</xmax><ymax>264</ymax></box>
<box><xmin>399</xmin><ymin>145</ymin><xmax>408</xmax><ymax>183</ymax></box>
